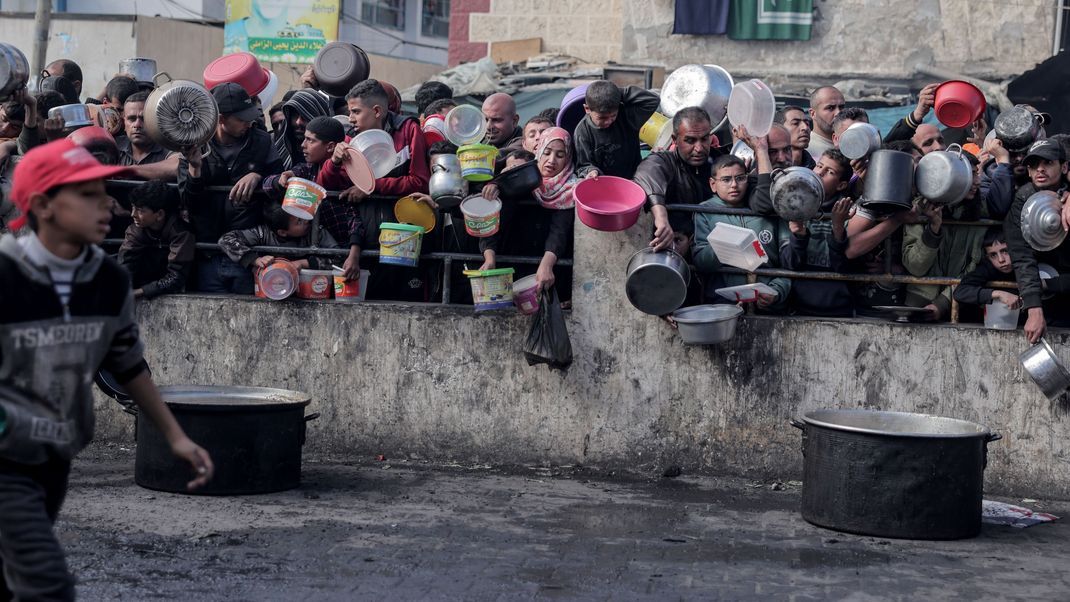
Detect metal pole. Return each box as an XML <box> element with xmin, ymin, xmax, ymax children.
<box><xmin>31</xmin><ymin>0</ymin><xmax>52</xmax><ymax>84</ymax></box>
<box><xmin>1055</xmin><ymin>0</ymin><xmax>1066</xmax><ymax>57</ymax></box>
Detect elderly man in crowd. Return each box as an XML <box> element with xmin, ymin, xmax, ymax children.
<box><xmin>44</xmin><ymin>59</ymin><xmax>83</xmax><ymax>99</ymax></box>
<box><xmin>118</xmin><ymin>91</ymin><xmax>179</xmax><ymax>180</ymax></box>
<box><xmin>806</xmin><ymin>86</ymin><xmax>845</xmax><ymax>158</ymax></box>
<box><xmin>766</xmin><ymin>123</ymin><xmax>794</xmax><ymax>171</ymax></box>
<box><xmin>633</xmin><ymin>107</ymin><xmax>717</xmax><ymax>251</ymax></box>
<box><xmin>775</xmin><ymin>105</ymin><xmax>815</xmax><ymax>168</ymax></box>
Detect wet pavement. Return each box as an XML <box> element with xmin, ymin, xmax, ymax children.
<box><xmin>58</xmin><ymin>443</ymin><xmax>1070</xmax><ymax>601</ymax></box>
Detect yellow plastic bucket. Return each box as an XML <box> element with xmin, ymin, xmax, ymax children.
<box><xmin>464</xmin><ymin>268</ymin><xmax>515</xmax><ymax>311</ymax></box>
<box><xmin>639</xmin><ymin>112</ymin><xmax>673</xmax><ymax>150</ymax></box>
<box><xmin>378</xmin><ymin>222</ymin><xmax>424</xmax><ymax>267</ymax></box>
<box><xmin>457</xmin><ymin>143</ymin><xmax>499</xmax><ymax>181</ymax></box>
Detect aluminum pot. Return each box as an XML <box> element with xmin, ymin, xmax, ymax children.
<box><xmin>838</xmin><ymin>122</ymin><xmax>881</xmax><ymax>160</ymax></box>
<box><xmin>659</xmin><ymin>64</ymin><xmax>734</xmax><ymax>128</ymax></box>
<box><xmin>625</xmin><ymin>247</ymin><xmax>690</xmax><ymax>315</ymax></box>
<box><xmin>915</xmin><ymin>143</ymin><xmax>973</xmax><ymax>206</ymax></box>
<box><xmin>770</xmin><ymin>166</ymin><xmax>825</xmax><ymax>221</ymax></box>
<box><xmin>994</xmin><ymin>105</ymin><xmax>1044</xmax><ymax>152</ymax></box>
<box><xmin>143</xmin><ymin>73</ymin><xmax>219</xmax><ymax>152</ymax></box>
<box><xmin>0</xmin><ymin>43</ymin><xmax>29</xmax><ymax>101</ymax></box>
<box><xmin>1020</xmin><ymin>190</ymin><xmax>1067</xmax><ymax>252</ymax></box>
<box><xmin>429</xmin><ymin>154</ymin><xmax>467</xmax><ymax>208</ymax></box>
<box><xmin>671</xmin><ymin>304</ymin><xmax>743</xmax><ymax>345</ymax></box>
<box><xmin>47</xmin><ymin>104</ymin><xmax>93</xmax><ymax>128</ymax></box>
<box><xmin>495</xmin><ymin>159</ymin><xmax>541</xmax><ymax>198</ymax></box>
<box><xmin>861</xmin><ymin>149</ymin><xmax>914</xmax><ymax>213</ymax></box>
<box><xmin>118</xmin><ymin>58</ymin><xmax>158</xmax><ymax>84</ymax></box>
<box><xmin>792</xmin><ymin>409</ymin><xmax>1001</xmax><ymax>540</ymax></box>
<box><xmin>313</xmin><ymin>42</ymin><xmax>370</xmax><ymax>97</ymax></box>
<box><xmin>130</xmin><ymin>385</ymin><xmax>319</xmax><ymax>495</ymax></box>
<box><xmin>1020</xmin><ymin>338</ymin><xmax>1070</xmax><ymax>401</ymax></box>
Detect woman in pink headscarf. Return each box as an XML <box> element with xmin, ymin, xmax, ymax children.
<box><xmin>529</xmin><ymin>126</ymin><xmax>578</xmax><ymax>290</ymax></box>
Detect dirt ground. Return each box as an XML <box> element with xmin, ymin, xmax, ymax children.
<box><xmin>52</xmin><ymin>442</ymin><xmax>1070</xmax><ymax>601</ymax></box>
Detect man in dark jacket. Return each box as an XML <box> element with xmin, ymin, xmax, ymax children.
<box><xmin>118</xmin><ymin>180</ymin><xmax>194</xmax><ymax>299</ymax></box>
<box><xmin>573</xmin><ymin>81</ymin><xmax>660</xmax><ymax>179</ymax></box>
<box><xmin>178</xmin><ymin>82</ymin><xmax>283</xmax><ymax>293</ymax></box>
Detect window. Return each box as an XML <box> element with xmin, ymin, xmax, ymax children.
<box><xmin>421</xmin><ymin>0</ymin><xmax>450</xmax><ymax>38</ymax></box>
<box><xmin>362</xmin><ymin>0</ymin><xmax>406</xmax><ymax>31</ymax></box>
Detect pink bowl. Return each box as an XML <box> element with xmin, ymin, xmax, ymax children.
<box><xmin>574</xmin><ymin>176</ymin><xmax>647</xmax><ymax>232</ymax></box>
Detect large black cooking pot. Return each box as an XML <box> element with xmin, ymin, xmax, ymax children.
<box><xmin>98</xmin><ymin>377</ymin><xmax>318</xmax><ymax>496</ymax></box>
<box><xmin>861</xmin><ymin>150</ymin><xmax>915</xmax><ymax>214</ymax></box>
<box><xmin>791</xmin><ymin>409</ymin><xmax>1001</xmax><ymax>540</ymax></box>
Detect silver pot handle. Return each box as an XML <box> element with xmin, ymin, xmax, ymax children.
<box><xmin>946</xmin><ymin>143</ymin><xmax>964</xmax><ymax>157</ymax></box>
<box><xmin>152</xmin><ymin>71</ymin><xmax>172</xmax><ymax>87</ymax></box>
<box><xmin>789</xmin><ymin>418</ymin><xmax>805</xmax><ymax>430</ymax></box>
<box><xmin>986</xmin><ymin>432</ymin><xmax>1002</xmax><ymax>442</ymax></box>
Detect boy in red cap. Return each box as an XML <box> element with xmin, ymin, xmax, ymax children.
<box><xmin>0</xmin><ymin>139</ymin><xmax>214</xmax><ymax>600</ymax></box>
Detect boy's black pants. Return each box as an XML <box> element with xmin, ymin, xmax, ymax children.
<box><xmin>0</xmin><ymin>455</ymin><xmax>75</xmax><ymax>601</ymax></box>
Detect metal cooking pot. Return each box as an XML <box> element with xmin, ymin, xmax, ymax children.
<box><xmin>915</xmin><ymin>143</ymin><xmax>973</xmax><ymax>206</ymax></box>
<box><xmin>658</xmin><ymin>64</ymin><xmax>734</xmax><ymax>128</ymax></box>
<box><xmin>730</xmin><ymin>139</ymin><xmax>754</xmax><ymax>165</ymax></box>
<box><xmin>994</xmin><ymin>105</ymin><xmax>1044</xmax><ymax>152</ymax></box>
<box><xmin>792</xmin><ymin>409</ymin><xmax>1001</xmax><ymax>540</ymax></box>
<box><xmin>143</xmin><ymin>73</ymin><xmax>219</xmax><ymax>152</ymax></box>
<box><xmin>313</xmin><ymin>42</ymin><xmax>370</xmax><ymax>97</ymax></box>
<box><xmin>671</xmin><ymin>304</ymin><xmax>743</xmax><ymax>345</ymax></box>
<box><xmin>429</xmin><ymin>154</ymin><xmax>467</xmax><ymax>208</ymax></box>
<box><xmin>129</xmin><ymin>385</ymin><xmax>319</xmax><ymax>495</ymax></box>
<box><xmin>1020</xmin><ymin>190</ymin><xmax>1067</xmax><ymax>252</ymax></box>
<box><xmin>625</xmin><ymin>247</ymin><xmax>690</xmax><ymax>316</ymax></box>
<box><xmin>838</xmin><ymin>122</ymin><xmax>881</xmax><ymax>160</ymax></box>
<box><xmin>47</xmin><ymin>104</ymin><xmax>93</xmax><ymax>129</ymax></box>
<box><xmin>770</xmin><ymin>167</ymin><xmax>825</xmax><ymax>221</ymax></box>
<box><xmin>862</xmin><ymin>149</ymin><xmax>915</xmax><ymax>213</ymax></box>
<box><xmin>0</xmin><ymin>43</ymin><xmax>29</xmax><ymax>101</ymax></box>
<box><xmin>118</xmin><ymin>58</ymin><xmax>158</xmax><ymax>84</ymax></box>
<box><xmin>496</xmin><ymin>159</ymin><xmax>541</xmax><ymax>198</ymax></box>
<box><xmin>1020</xmin><ymin>338</ymin><xmax>1070</xmax><ymax>401</ymax></box>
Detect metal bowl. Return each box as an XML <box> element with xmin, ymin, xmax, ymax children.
<box><xmin>659</xmin><ymin>64</ymin><xmax>734</xmax><ymax>128</ymax></box>
<box><xmin>1020</xmin><ymin>190</ymin><xmax>1067</xmax><ymax>252</ymax></box>
<box><xmin>496</xmin><ymin>159</ymin><xmax>541</xmax><ymax>198</ymax></box>
<box><xmin>730</xmin><ymin>139</ymin><xmax>754</xmax><ymax>164</ymax></box>
<box><xmin>47</xmin><ymin>103</ymin><xmax>93</xmax><ymax>128</ymax></box>
<box><xmin>671</xmin><ymin>304</ymin><xmax>743</xmax><ymax>345</ymax></box>
<box><xmin>1020</xmin><ymin>339</ymin><xmax>1070</xmax><ymax>401</ymax></box>
<box><xmin>838</xmin><ymin>122</ymin><xmax>881</xmax><ymax>160</ymax></box>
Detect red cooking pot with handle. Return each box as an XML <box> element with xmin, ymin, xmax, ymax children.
<box><xmin>203</xmin><ymin>52</ymin><xmax>270</xmax><ymax>96</ymax></box>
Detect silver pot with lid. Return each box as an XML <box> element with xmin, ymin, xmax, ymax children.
<box><xmin>143</xmin><ymin>72</ymin><xmax>219</xmax><ymax>152</ymax></box>
<box><xmin>625</xmin><ymin>247</ymin><xmax>690</xmax><ymax>316</ymax></box>
<box><xmin>0</xmin><ymin>43</ymin><xmax>29</xmax><ymax>101</ymax></box>
<box><xmin>994</xmin><ymin>105</ymin><xmax>1045</xmax><ymax>152</ymax></box>
<box><xmin>658</xmin><ymin>64</ymin><xmax>734</xmax><ymax>129</ymax></box>
<box><xmin>771</xmin><ymin>166</ymin><xmax>825</xmax><ymax>221</ymax></box>
<box><xmin>429</xmin><ymin>153</ymin><xmax>467</xmax><ymax>208</ymax></box>
<box><xmin>1020</xmin><ymin>189</ymin><xmax>1067</xmax><ymax>252</ymax></box>
<box><xmin>915</xmin><ymin>143</ymin><xmax>974</xmax><ymax>206</ymax></box>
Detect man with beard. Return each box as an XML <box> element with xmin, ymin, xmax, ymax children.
<box><xmin>775</xmin><ymin>105</ymin><xmax>815</xmax><ymax>168</ymax></box>
<box><xmin>805</xmin><ymin>86</ymin><xmax>845</xmax><ymax>158</ymax></box>
<box><xmin>117</xmin><ymin>91</ymin><xmax>179</xmax><ymax>180</ymax></box>
<box><xmin>271</xmin><ymin>89</ymin><xmax>331</xmax><ymax>171</ymax></box>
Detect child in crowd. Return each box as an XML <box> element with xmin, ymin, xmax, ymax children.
<box><xmin>0</xmin><ymin>139</ymin><xmax>212</xmax><ymax>600</ymax></box>
<box><xmin>573</xmin><ymin>80</ymin><xmax>661</xmax><ymax>179</ymax></box>
<box><xmin>424</xmin><ymin>98</ymin><xmax>457</xmax><ymax>120</ymax></box>
<box><xmin>693</xmin><ymin>155</ymin><xmax>791</xmax><ymax>312</ymax></box>
<box><xmin>218</xmin><ymin>202</ymin><xmax>339</xmax><ymax>280</ymax></box>
<box><xmin>782</xmin><ymin>149</ymin><xmax>855</xmax><ymax>316</ymax></box>
<box><xmin>522</xmin><ymin>116</ymin><xmax>554</xmax><ymax>154</ymax></box>
<box><xmin>117</xmin><ymin>180</ymin><xmax>195</xmax><ymax>299</ymax></box>
<box><xmin>953</xmin><ymin>227</ymin><xmax>1022</xmax><ymax>315</ymax></box>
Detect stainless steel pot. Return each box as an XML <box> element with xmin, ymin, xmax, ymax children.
<box><xmin>862</xmin><ymin>149</ymin><xmax>915</xmax><ymax>213</ymax></box>
<box><xmin>994</xmin><ymin>105</ymin><xmax>1044</xmax><ymax>152</ymax></box>
<box><xmin>838</xmin><ymin>122</ymin><xmax>881</xmax><ymax>160</ymax></box>
<box><xmin>144</xmin><ymin>73</ymin><xmax>219</xmax><ymax>152</ymax></box>
<box><xmin>671</xmin><ymin>304</ymin><xmax>742</xmax><ymax>345</ymax></box>
<box><xmin>658</xmin><ymin>64</ymin><xmax>734</xmax><ymax>129</ymax></box>
<box><xmin>47</xmin><ymin>104</ymin><xmax>93</xmax><ymax>128</ymax></box>
<box><xmin>1020</xmin><ymin>338</ymin><xmax>1070</xmax><ymax>401</ymax></box>
<box><xmin>625</xmin><ymin>247</ymin><xmax>690</xmax><ymax>316</ymax></box>
<box><xmin>1020</xmin><ymin>190</ymin><xmax>1067</xmax><ymax>252</ymax></box>
<box><xmin>915</xmin><ymin>143</ymin><xmax>973</xmax><ymax>206</ymax></box>
<box><xmin>730</xmin><ymin>139</ymin><xmax>754</xmax><ymax>165</ymax></box>
<box><xmin>429</xmin><ymin>153</ymin><xmax>467</xmax><ymax>208</ymax></box>
<box><xmin>792</xmin><ymin>409</ymin><xmax>1001</xmax><ymax>540</ymax></box>
<box><xmin>770</xmin><ymin>166</ymin><xmax>825</xmax><ymax>221</ymax></box>
<box><xmin>0</xmin><ymin>43</ymin><xmax>29</xmax><ymax>101</ymax></box>
<box><xmin>118</xmin><ymin>58</ymin><xmax>158</xmax><ymax>84</ymax></box>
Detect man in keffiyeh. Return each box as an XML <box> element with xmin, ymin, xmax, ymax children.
<box><xmin>272</xmin><ymin>89</ymin><xmax>332</xmax><ymax>170</ymax></box>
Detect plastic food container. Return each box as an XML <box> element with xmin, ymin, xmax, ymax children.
<box><xmin>574</xmin><ymin>176</ymin><xmax>647</xmax><ymax>231</ymax></box>
<box><xmin>706</xmin><ymin>223</ymin><xmax>769</xmax><ymax>272</ymax></box>
<box><xmin>934</xmin><ymin>80</ymin><xmax>986</xmax><ymax>129</ymax></box>
<box><xmin>556</xmin><ymin>83</ymin><xmax>591</xmax><ymax>136</ymax></box>
<box><xmin>984</xmin><ymin>301</ymin><xmax>1020</xmax><ymax>330</ymax></box>
<box><xmin>350</xmin><ymin>129</ymin><xmax>398</xmax><ymax>179</ymax></box>
<box><xmin>297</xmin><ymin>269</ymin><xmax>333</xmax><ymax>300</ymax></box>
<box><xmin>714</xmin><ymin>282</ymin><xmax>778</xmax><ymax>303</ymax></box>
<box><xmin>457</xmin><ymin>144</ymin><xmax>499</xmax><ymax>181</ymax></box>
<box><xmin>444</xmin><ymin>104</ymin><xmax>487</xmax><ymax>146</ymax></box>
<box><xmin>422</xmin><ymin>113</ymin><xmax>448</xmax><ymax>145</ymax></box>
<box><xmin>464</xmin><ymin>268</ymin><xmax>515</xmax><ymax>311</ymax></box>
<box><xmin>459</xmin><ymin>195</ymin><xmax>502</xmax><ymax>237</ymax></box>
<box><xmin>281</xmin><ymin>177</ymin><xmax>326</xmax><ymax>220</ymax></box>
<box><xmin>639</xmin><ymin>112</ymin><xmax>673</xmax><ymax>150</ymax></box>
<box><xmin>202</xmin><ymin>52</ymin><xmax>270</xmax><ymax>96</ymax></box>
<box><xmin>727</xmin><ymin>78</ymin><xmax>775</xmax><ymax>137</ymax></box>
<box><xmin>341</xmin><ymin>147</ymin><xmax>376</xmax><ymax>195</ymax></box>
<box><xmin>378</xmin><ymin>222</ymin><xmax>425</xmax><ymax>267</ymax></box>
<box><xmin>512</xmin><ymin>274</ymin><xmax>540</xmax><ymax>315</ymax></box>
<box><xmin>333</xmin><ymin>268</ymin><xmax>370</xmax><ymax>302</ymax></box>
<box><xmin>255</xmin><ymin>259</ymin><xmax>299</xmax><ymax>300</ymax></box>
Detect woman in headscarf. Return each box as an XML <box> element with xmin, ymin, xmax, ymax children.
<box><xmin>272</xmin><ymin>89</ymin><xmax>331</xmax><ymax>170</ymax></box>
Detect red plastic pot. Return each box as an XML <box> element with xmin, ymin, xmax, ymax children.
<box><xmin>203</xmin><ymin>52</ymin><xmax>270</xmax><ymax>96</ymax></box>
<box><xmin>574</xmin><ymin>175</ymin><xmax>647</xmax><ymax>232</ymax></box>
<box><xmin>934</xmin><ymin>80</ymin><xmax>985</xmax><ymax>129</ymax></box>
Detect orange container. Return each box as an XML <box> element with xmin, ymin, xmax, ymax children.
<box><xmin>254</xmin><ymin>259</ymin><xmax>299</xmax><ymax>300</ymax></box>
<box><xmin>333</xmin><ymin>268</ymin><xmax>370</xmax><ymax>303</ymax></box>
<box><xmin>297</xmin><ymin>269</ymin><xmax>333</xmax><ymax>300</ymax></box>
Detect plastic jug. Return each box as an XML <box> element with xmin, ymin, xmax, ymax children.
<box><xmin>984</xmin><ymin>301</ymin><xmax>1020</xmax><ymax>330</ymax></box>
<box><xmin>707</xmin><ymin>222</ymin><xmax>769</xmax><ymax>272</ymax></box>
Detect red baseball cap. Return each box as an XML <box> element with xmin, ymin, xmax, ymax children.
<box><xmin>9</xmin><ymin>138</ymin><xmax>128</xmax><ymax>230</ymax></box>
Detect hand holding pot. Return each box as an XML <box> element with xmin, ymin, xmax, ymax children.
<box><xmin>830</xmin><ymin>198</ymin><xmax>852</xmax><ymax>241</ymax></box>
<box><xmin>993</xmin><ymin>291</ymin><xmax>1022</xmax><ymax>309</ymax></box>
<box><xmin>984</xmin><ymin>136</ymin><xmax>1009</xmax><ymax>164</ymax></box>
<box><xmin>300</xmin><ymin>65</ymin><xmax>319</xmax><ymax>89</ymax></box>
<box><xmin>650</xmin><ymin>206</ymin><xmax>674</xmax><ymax>251</ymax></box>
<box><xmin>339</xmin><ymin>185</ymin><xmax>368</xmax><ymax>204</ymax></box>
<box><xmin>254</xmin><ymin>255</ymin><xmax>275</xmax><ymax>270</ymax></box>
<box><xmin>788</xmin><ymin>220</ymin><xmax>808</xmax><ymax>237</ymax></box>
<box><xmin>1025</xmin><ymin>307</ymin><xmax>1047</xmax><ymax>344</ymax></box>
<box><xmin>912</xmin><ymin>83</ymin><xmax>939</xmax><ymax>123</ymax></box>
<box><xmin>482</xmin><ymin>182</ymin><xmax>500</xmax><ymax>201</ymax></box>
<box><xmin>409</xmin><ymin>192</ymin><xmax>439</xmax><ymax>209</ymax></box>
<box><xmin>43</xmin><ymin>116</ymin><xmax>64</xmax><ymax>142</ymax></box>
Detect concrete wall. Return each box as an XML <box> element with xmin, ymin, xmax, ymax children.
<box><xmin>133</xmin><ymin>16</ymin><xmax>224</xmax><ymax>85</ymax></box>
<box><xmin>466</xmin><ymin>0</ymin><xmax>623</xmax><ymax>64</ymax></box>
<box><xmin>94</xmin><ymin>213</ymin><xmax>1070</xmax><ymax>500</ymax></box>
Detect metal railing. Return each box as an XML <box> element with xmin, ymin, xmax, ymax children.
<box><xmin>103</xmin><ymin>179</ymin><xmax>571</xmax><ymax>305</ymax></box>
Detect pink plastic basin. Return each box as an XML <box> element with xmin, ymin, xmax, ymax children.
<box><xmin>574</xmin><ymin>176</ymin><xmax>647</xmax><ymax>232</ymax></box>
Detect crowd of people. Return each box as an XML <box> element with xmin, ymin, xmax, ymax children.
<box><xmin>1</xmin><ymin>54</ymin><xmax>1068</xmax><ymax>343</ymax></box>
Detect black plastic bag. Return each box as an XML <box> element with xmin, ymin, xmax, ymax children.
<box><xmin>523</xmin><ymin>285</ymin><xmax>572</xmax><ymax>369</ymax></box>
